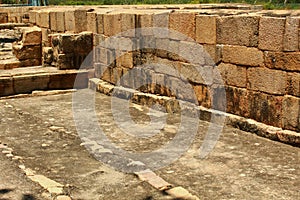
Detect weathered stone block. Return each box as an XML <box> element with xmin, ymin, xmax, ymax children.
<box><xmin>19</xmin><ymin>59</ymin><xmax>41</xmax><ymax>67</ymax></box>
<box><xmin>180</xmin><ymin>63</ymin><xmax>213</xmax><ymax>85</ymax></box>
<box><xmin>87</xmin><ymin>12</ymin><xmax>97</xmax><ymax>33</ymax></box>
<box><xmin>13</xmin><ymin>74</ymin><xmax>49</xmax><ymax>94</ymax></box>
<box><xmin>283</xmin><ymin>17</ymin><xmax>299</xmax><ymax>52</ymax></box>
<box><xmin>103</xmin><ymin>13</ymin><xmax>121</xmax><ymax>37</ymax></box>
<box><xmin>0</xmin><ymin>77</ymin><xmax>14</xmax><ymax>96</ymax></box>
<box><xmin>169</xmin><ymin>12</ymin><xmax>196</xmax><ymax>40</ymax></box>
<box><xmin>287</xmin><ymin>72</ymin><xmax>300</xmax><ymax>97</ymax></box>
<box><xmin>247</xmin><ymin>67</ymin><xmax>287</xmax><ymax>95</ymax></box>
<box><xmin>41</xmin><ymin>28</ymin><xmax>51</xmax><ymax>46</ymax></box>
<box><xmin>136</xmin><ymin>13</ymin><xmax>153</xmax><ymax>36</ymax></box>
<box><xmin>56</xmin><ymin>11</ymin><xmax>65</xmax><ymax>32</ymax></box>
<box><xmin>29</xmin><ymin>11</ymin><xmax>36</xmax><ymax>24</ymax></box>
<box><xmin>178</xmin><ymin>41</ymin><xmax>205</xmax><ymax>65</ymax></box>
<box><xmin>65</xmin><ymin>10</ymin><xmax>75</xmax><ymax>32</ymax></box>
<box><xmin>282</xmin><ymin>95</ymin><xmax>300</xmax><ymax>131</ymax></box>
<box><xmin>121</xmin><ymin>13</ymin><xmax>135</xmax><ymax>37</ymax></box>
<box><xmin>264</xmin><ymin>51</ymin><xmax>300</xmax><ymax>72</ymax></box>
<box><xmin>248</xmin><ymin>91</ymin><xmax>283</xmax><ymax>127</ymax></box>
<box><xmin>39</xmin><ymin>11</ymin><xmax>50</xmax><ymax>29</ymax></box>
<box><xmin>203</xmin><ymin>44</ymin><xmax>222</xmax><ymax>64</ymax></box>
<box><xmin>222</xmin><ymin>45</ymin><xmax>264</xmax><ymax>67</ymax></box>
<box><xmin>49</xmin><ymin>12</ymin><xmax>57</xmax><ymax>31</ymax></box>
<box><xmin>74</xmin><ymin>9</ymin><xmax>87</xmax><ymax>33</ymax></box>
<box><xmin>258</xmin><ymin>16</ymin><xmax>285</xmax><ymax>51</ymax></box>
<box><xmin>193</xmin><ymin>84</ymin><xmax>211</xmax><ymax>108</ymax></box>
<box><xmin>49</xmin><ymin>72</ymin><xmax>88</xmax><ymax>89</ymax></box>
<box><xmin>215</xmin><ymin>63</ymin><xmax>247</xmax><ymax>88</ymax></box>
<box><xmin>217</xmin><ymin>15</ymin><xmax>259</xmax><ymax>47</ymax></box>
<box><xmin>42</xmin><ymin>47</ymin><xmax>53</xmax><ymax>66</ymax></box>
<box><xmin>116</xmin><ymin>52</ymin><xmax>133</xmax><ymax>69</ymax></box>
<box><xmin>22</xmin><ymin>27</ymin><xmax>42</xmax><ymax>45</ymax></box>
<box><xmin>226</xmin><ymin>86</ymin><xmax>249</xmax><ymax>118</ymax></box>
<box><xmin>196</xmin><ymin>15</ymin><xmax>218</xmax><ymax>44</ymax></box>
<box><xmin>13</xmin><ymin>44</ymin><xmax>42</xmax><ymax>60</ymax></box>
<box><xmin>96</xmin><ymin>13</ymin><xmax>104</xmax><ymax>34</ymax></box>
<box><xmin>56</xmin><ymin>53</ymin><xmax>74</xmax><ymax>70</ymax></box>
<box><xmin>93</xmin><ymin>34</ymin><xmax>107</xmax><ymax>46</ymax></box>
<box><xmin>0</xmin><ymin>12</ymin><xmax>8</xmax><ymax>23</ymax></box>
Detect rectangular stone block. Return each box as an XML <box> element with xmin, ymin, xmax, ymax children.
<box><xmin>203</xmin><ymin>44</ymin><xmax>222</xmax><ymax>65</ymax></box>
<box><xmin>65</xmin><ymin>10</ymin><xmax>75</xmax><ymax>32</ymax></box>
<box><xmin>287</xmin><ymin>72</ymin><xmax>300</xmax><ymax>97</ymax></box>
<box><xmin>258</xmin><ymin>16</ymin><xmax>285</xmax><ymax>51</ymax></box>
<box><xmin>248</xmin><ymin>91</ymin><xmax>283</xmax><ymax>127</ymax></box>
<box><xmin>120</xmin><ymin>13</ymin><xmax>135</xmax><ymax>37</ymax></box>
<box><xmin>215</xmin><ymin>63</ymin><xmax>247</xmax><ymax>88</ymax></box>
<box><xmin>193</xmin><ymin>84</ymin><xmax>211</xmax><ymax>108</ymax></box>
<box><xmin>282</xmin><ymin>95</ymin><xmax>300</xmax><ymax>131</ymax></box>
<box><xmin>0</xmin><ymin>13</ymin><xmax>8</xmax><ymax>23</ymax></box>
<box><xmin>0</xmin><ymin>77</ymin><xmax>14</xmax><ymax>96</ymax></box>
<box><xmin>103</xmin><ymin>13</ymin><xmax>121</xmax><ymax>37</ymax></box>
<box><xmin>153</xmin><ymin>11</ymin><xmax>170</xmax><ymax>39</ymax></box>
<box><xmin>96</xmin><ymin>13</ymin><xmax>104</xmax><ymax>34</ymax></box>
<box><xmin>169</xmin><ymin>11</ymin><xmax>196</xmax><ymax>40</ymax></box>
<box><xmin>56</xmin><ymin>53</ymin><xmax>74</xmax><ymax>70</ymax></box>
<box><xmin>74</xmin><ymin>9</ymin><xmax>87</xmax><ymax>33</ymax></box>
<box><xmin>29</xmin><ymin>11</ymin><xmax>36</xmax><ymax>24</ymax></box>
<box><xmin>87</xmin><ymin>12</ymin><xmax>97</xmax><ymax>33</ymax></box>
<box><xmin>136</xmin><ymin>13</ymin><xmax>153</xmax><ymax>36</ymax></box>
<box><xmin>116</xmin><ymin>52</ymin><xmax>133</xmax><ymax>69</ymax></box>
<box><xmin>56</xmin><ymin>11</ymin><xmax>65</xmax><ymax>32</ymax></box>
<box><xmin>39</xmin><ymin>11</ymin><xmax>50</xmax><ymax>29</ymax></box>
<box><xmin>264</xmin><ymin>51</ymin><xmax>300</xmax><ymax>72</ymax></box>
<box><xmin>225</xmin><ymin>86</ymin><xmax>249</xmax><ymax>118</ymax></box>
<box><xmin>196</xmin><ymin>15</ymin><xmax>218</xmax><ymax>44</ymax></box>
<box><xmin>13</xmin><ymin>44</ymin><xmax>42</xmax><ymax>60</ymax></box>
<box><xmin>247</xmin><ymin>67</ymin><xmax>287</xmax><ymax>95</ymax></box>
<box><xmin>180</xmin><ymin>63</ymin><xmax>213</xmax><ymax>85</ymax></box>
<box><xmin>222</xmin><ymin>45</ymin><xmax>264</xmax><ymax>67</ymax></box>
<box><xmin>217</xmin><ymin>15</ymin><xmax>259</xmax><ymax>47</ymax></box>
<box><xmin>49</xmin><ymin>72</ymin><xmax>88</xmax><ymax>89</ymax></box>
<box><xmin>13</xmin><ymin>74</ymin><xmax>49</xmax><ymax>94</ymax></box>
<box><xmin>19</xmin><ymin>59</ymin><xmax>41</xmax><ymax>67</ymax></box>
<box><xmin>283</xmin><ymin>17</ymin><xmax>299</xmax><ymax>52</ymax></box>
<box><xmin>49</xmin><ymin>12</ymin><xmax>57</xmax><ymax>31</ymax></box>
<box><xmin>22</xmin><ymin>27</ymin><xmax>42</xmax><ymax>45</ymax></box>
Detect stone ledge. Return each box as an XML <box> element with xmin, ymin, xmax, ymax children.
<box><xmin>90</xmin><ymin>78</ymin><xmax>300</xmax><ymax>147</ymax></box>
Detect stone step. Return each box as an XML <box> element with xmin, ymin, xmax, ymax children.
<box><xmin>0</xmin><ymin>66</ymin><xmax>92</xmax><ymax>97</ymax></box>
<box><xmin>0</xmin><ymin>57</ymin><xmax>20</xmax><ymax>69</ymax></box>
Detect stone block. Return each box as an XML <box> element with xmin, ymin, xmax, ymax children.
<box><xmin>282</xmin><ymin>95</ymin><xmax>300</xmax><ymax>131</ymax></box>
<box><xmin>155</xmin><ymin>38</ymin><xmax>169</xmax><ymax>58</ymax></box>
<box><xmin>215</xmin><ymin>63</ymin><xmax>247</xmax><ymax>88</ymax></box>
<box><xmin>193</xmin><ymin>84</ymin><xmax>211</xmax><ymax>108</ymax></box>
<box><xmin>222</xmin><ymin>45</ymin><xmax>264</xmax><ymax>67</ymax></box>
<box><xmin>225</xmin><ymin>86</ymin><xmax>249</xmax><ymax>118</ymax></box>
<box><xmin>13</xmin><ymin>44</ymin><xmax>42</xmax><ymax>60</ymax></box>
<box><xmin>49</xmin><ymin>12</ymin><xmax>57</xmax><ymax>31</ymax></box>
<box><xmin>203</xmin><ymin>44</ymin><xmax>222</xmax><ymax>64</ymax></box>
<box><xmin>264</xmin><ymin>51</ymin><xmax>300</xmax><ymax>72</ymax></box>
<box><xmin>287</xmin><ymin>72</ymin><xmax>300</xmax><ymax>97</ymax></box>
<box><xmin>22</xmin><ymin>27</ymin><xmax>42</xmax><ymax>45</ymax></box>
<box><xmin>169</xmin><ymin>12</ymin><xmax>196</xmax><ymax>40</ymax></box>
<box><xmin>116</xmin><ymin>52</ymin><xmax>133</xmax><ymax>68</ymax></box>
<box><xmin>42</xmin><ymin>47</ymin><xmax>53</xmax><ymax>66</ymax></box>
<box><xmin>39</xmin><ymin>11</ymin><xmax>50</xmax><ymax>29</ymax></box>
<box><xmin>178</xmin><ymin>41</ymin><xmax>205</xmax><ymax>65</ymax></box>
<box><xmin>248</xmin><ymin>91</ymin><xmax>283</xmax><ymax>127</ymax></box>
<box><xmin>74</xmin><ymin>9</ymin><xmax>87</xmax><ymax>33</ymax></box>
<box><xmin>56</xmin><ymin>53</ymin><xmax>74</xmax><ymax>70</ymax></box>
<box><xmin>103</xmin><ymin>13</ymin><xmax>121</xmax><ymax>37</ymax></box>
<box><xmin>49</xmin><ymin>72</ymin><xmax>88</xmax><ymax>89</ymax></box>
<box><xmin>19</xmin><ymin>59</ymin><xmax>41</xmax><ymax>67</ymax></box>
<box><xmin>93</xmin><ymin>34</ymin><xmax>107</xmax><ymax>46</ymax></box>
<box><xmin>196</xmin><ymin>15</ymin><xmax>218</xmax><ymax>44</ymax></box>
<box><xmin>29</xmin><ymin>11</ymin><xmax>36</xmax><ymax>24</ymax></box>
<box><xmin>96</xmin><ymin>13</ymin><xmax>104</xmax><ymax>34</ymax></box>
<box><xmin>258</xmin><ymin>16</ymin><xmax>285</xmax><ymax>51</ymax></box>
<box><xmin>180</xmin><ymin>63</ymin><xmax>213</xmax><ymax>85</ymax></box>
<box><xmin>41</xmin><ymin>28</ymin><xmax>51</xmax><ymax>46</ymax></box>
<box><xmin>0</xmin><ymin>13</ymin><xmax>8</xmax><ymax>23</ymax></box>
<box><xmin>56</xmin><ymin>11</ymin><xmax>65</xmax><ymax>32</ymax></box>
<box><xmin>13</xmin><ymin>74</ymin><xmax>49</xmax><ymax>94</ymax></box>
<box><xmin>217</xmin><ymin>15</ymin><xmax>259</xmax><ymax>47</ymax></box>
<box><xmin>121</xmin><ymin>13</ymin><xmax>135</xmax><ymax>37</ymax></box>
<box><xmin>65</xmin><ymin>10</ymin><xmax>75</xmax><ymax>32</ymax></box>
<box><xmin>136</xmin><ymin>13</ymin><xmax>153</xmax><ymax>36</ymax></box>
<box><xmin>247</xmin><ymin>67</ymin><xmax>287</xmax><ymax>95</ymax></box>
<box><xmin>283</xmin><ymin>17</ymin><xmax>299</xmax><ymax>52</ymax></box>
<box><xmin>87</xmin><ymin>12</ymin><xmax>97</xmax><ymax>33</ymax></box>
<box><xmin>0</xmin><ymin>77</ymin><xmax>14</xmax><ymax>96</ymax></box>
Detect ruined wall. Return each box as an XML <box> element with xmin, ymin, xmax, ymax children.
<box><xmin>12</xmin><ymin>5</ymin><xmax>300</xmax><ymax>133</ymax></box>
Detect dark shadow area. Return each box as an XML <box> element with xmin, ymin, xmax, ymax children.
<box><xmin>22</xmin><ymin>194</ymin><xmax>36</xmax><ymax>200</ymax></box>
<box><xmin>0</xmin><ymin>189</ymin><xmax>13</xmax><ymax>194</ymax></box>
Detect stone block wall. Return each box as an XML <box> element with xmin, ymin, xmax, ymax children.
<box><xmin>24</xmin><ymin>6</ymin><xmax>300</xmax><ymax>133</ymax></box>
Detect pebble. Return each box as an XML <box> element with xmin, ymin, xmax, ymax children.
<box><xmin>56</xmin><ymin>195</ymin><xmax>72</xmax><ymax>200</ymax></box>
<box><xmin>42</xmin><ymin>143</ymin><xmax>50</xmax><ymax>147</ymax></box>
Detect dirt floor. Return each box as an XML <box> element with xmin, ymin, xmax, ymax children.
<box><xmin>0</xmin><ymin>90</ymin><xmax>299</xmax><ymax>200</ymax></box>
